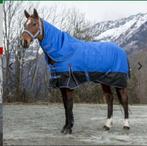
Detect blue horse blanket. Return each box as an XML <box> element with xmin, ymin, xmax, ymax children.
<box><xmin>39</xmin><ymin>20</ymin><xmax>129</xmax><ymax>89</ymax></box>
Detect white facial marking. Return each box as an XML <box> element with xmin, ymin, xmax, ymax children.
<box><xmin>124</xmin><ymin>119</ymin><xmax>129</xmax><ymax>127</ymax></box>
<box><xmin>26</xmin><ymin>19</ymin><xmax>31</xmax><ymax>26</ymax></box>
<box><xmin>105</xmin><ymin>118</ymin><xmax>113</xmax><ymax>128</ymax></box>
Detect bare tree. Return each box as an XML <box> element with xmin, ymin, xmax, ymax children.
<box><xmin>3</xmin><ymin>1</ymin><xmax>22</xmax><ymax>101</ymax></box>
<box><xmin>60</xmin><ymin>8</ymin><xmax>94</xmax><ymax>41</ymax></box>
<box><xmin>3</xmin><ymin>1</ymin><xmax>40</xmax><ymax>101</ymax></box>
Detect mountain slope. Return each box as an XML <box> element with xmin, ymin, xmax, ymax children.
<box><xmin>90</xmin><ymin>13</ymin><xmax>147</xmax><ymax>54</ymax></box>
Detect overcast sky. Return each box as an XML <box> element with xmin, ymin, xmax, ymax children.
<box><xmin>38</xmin><ymin>1</ymin><xmax>147</xmax><ymax>22</ymax></box>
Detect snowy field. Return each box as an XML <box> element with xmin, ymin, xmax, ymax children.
<box><xmin>3</xmin><ymin>104</ymin><xmax>147</xmax><ymax>145</ymax></box>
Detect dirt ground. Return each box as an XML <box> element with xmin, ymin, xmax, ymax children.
<box><xmin>3</xmin><ymin>104</ymin><xmax>147</xmax><ymax>145</ymax></box>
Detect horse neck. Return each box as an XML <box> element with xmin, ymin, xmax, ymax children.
<box><xmin>39</xmin><ymin>20</ymin><xmax>64</xmax><ymax>64</ymax></box>
<box><xmin>41</xmin><ymin>20</ymin><xmax>63</xmax><ymax>49</ymax></box>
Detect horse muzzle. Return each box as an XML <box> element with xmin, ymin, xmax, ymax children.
<box><xmin>20</xmin><ymin>39</ymin><xmax>30</xmax><ymax>48</ymax></box>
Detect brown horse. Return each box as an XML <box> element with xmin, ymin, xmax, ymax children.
<box><xmin>21</xmin><ymin>9</ymin><xmax>130</xmax><ymax>134</ymax></box>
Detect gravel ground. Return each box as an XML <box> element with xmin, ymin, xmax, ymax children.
<box><xmin>3</xmin><ymin>104</ymin><xmax>147</xmax><ymax>145</ymax></box>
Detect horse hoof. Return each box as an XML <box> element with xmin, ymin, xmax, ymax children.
<box><xmin>123</xmin><ymin>126</ymin><xmax>130</xmax><ymax>130</ymax></box>
<box><xmin>61</xmin><ymin>128</ymin><xmax>65</xmax><ymax>133</ymax></box>
<box><xmin>61</xmin><ymin>125</ymin><xmax>67</xmax><ymax>133</ymax></box>
<box><xmin>64</xmin><ymin>128</ymin><xmax>72</xmax><ymax>134</ymax></box>
<box><xmin>103</xmin><ymin>125</ymin><xmax>110</xmax><ymax>131</ymax></box>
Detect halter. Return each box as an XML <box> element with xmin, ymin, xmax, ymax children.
<box><xmin>23</xmin><ymin>18</ymin><xmax>42</xmax><ymax>40</ymax></box>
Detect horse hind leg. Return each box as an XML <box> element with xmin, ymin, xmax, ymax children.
<box><xmin>101</xmin><ymin>84</ymin><xmax>114</xmax><ymax>130</ymax></box>
<box><xmin>116</xmin><ymin>87</ymin><xmax>130</xmax><ymax>130</ymax></box>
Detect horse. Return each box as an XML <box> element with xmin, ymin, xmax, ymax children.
<box><xmin>20</xmin><ymin>9</ymin><xmax>130</xmax><ymax>134</ymax></box>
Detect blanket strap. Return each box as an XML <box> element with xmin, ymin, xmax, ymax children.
<box><xmin>85</xmin><ymin>71</ymin><xmax>90</xmax><ymax>81</ymax></box>
<box><xmin>68</xmin><ymin>64</ymin><xmax>79</xmax><ymax>87</ymax></box>
<box><xmin>50</xmin><ymin>65</ymin><xmax>60</xmax><ymax>79</ymax></box>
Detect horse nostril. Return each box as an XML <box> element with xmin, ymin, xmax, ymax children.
<box><xmin>21</xmin><ymin>40</ymin><xmax>28</xmax><ymax>48</ymax></box>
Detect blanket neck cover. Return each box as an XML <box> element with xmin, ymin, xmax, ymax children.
<box><xmin>39</xmin><ymin>20</ymin><xmax>129</xmax><ymax>89</ymax></box>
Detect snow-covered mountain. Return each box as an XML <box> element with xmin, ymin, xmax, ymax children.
<box><xmin>89</xmin><ymin>13</ymin><xmax>147</xmax><ymax>54</ymax></box>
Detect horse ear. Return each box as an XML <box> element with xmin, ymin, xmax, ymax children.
<box><xmin>33</xmin><ymin>9</ymin><xmax>39</xmax><ymax>18</ymax></box>
<box><xmin>24</xmin><ymin>10</ymin><xmax>30</xmax><ymax>18</ymax></box>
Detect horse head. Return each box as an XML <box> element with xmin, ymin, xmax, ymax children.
<box><xmin>21</xmin><ymin>9</ymin><xmax>43</xmax><ymax>48</ymax></box>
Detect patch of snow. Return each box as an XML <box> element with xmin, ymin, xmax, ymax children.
<box><xmin>96</xmin><ymin>19</ymin><xmax>136</xmax><ymax>40</ymax></box>
<box><xmin>94</xmin><ymin>13</ymin><xmax>147</xmax><ymax>42</ymax></box>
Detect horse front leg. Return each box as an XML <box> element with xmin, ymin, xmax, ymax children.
<box><xmin>116</xmin><ymin>88</ymin><xmax>130</xmax><ymax>129</ymax></box>
<box><xmin>60</xmin><ymin>88</ymin><xmax>68</xmax><ymax>133</ymax></box>
<box><xmin>101</xmin><ymin>84</ymin><xmax>113</xmax><ymax>130</ymax></box>
<box><xmin>60</xmin><ymin>88</ymin><xmax>74</xmax><ymax>134</ymax></box>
